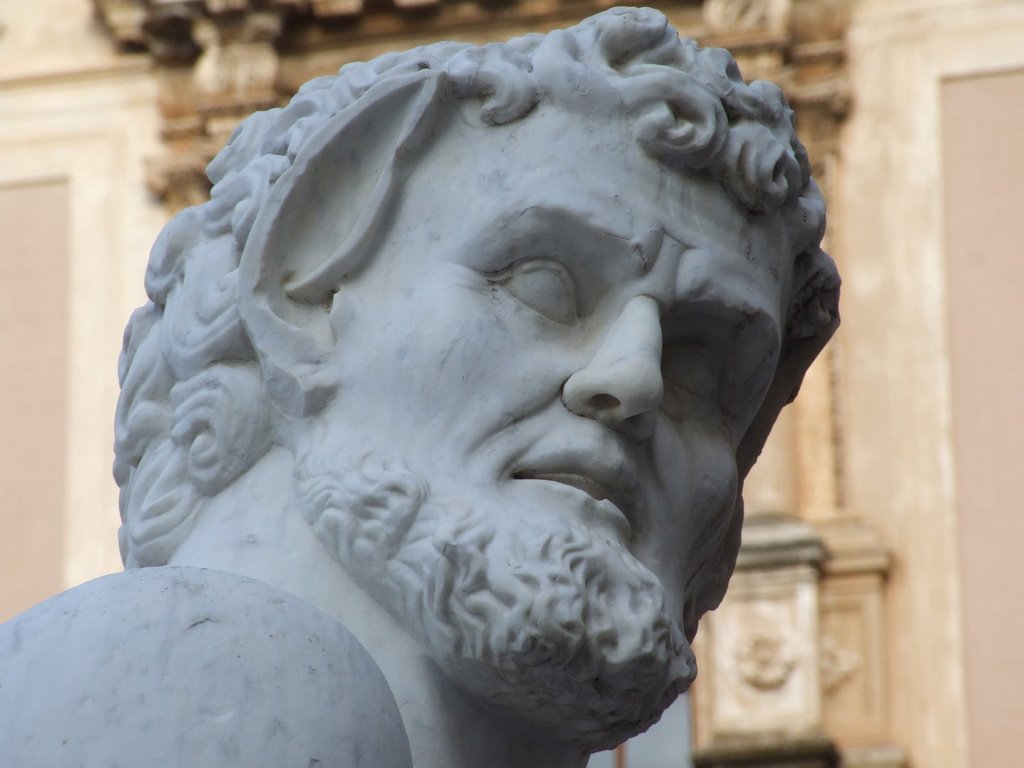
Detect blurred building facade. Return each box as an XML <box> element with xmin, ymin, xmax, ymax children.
<box><xmin>1</xmin><ymin>1</ymin><xmax>1021</xmax><ymax>766</ymax></box>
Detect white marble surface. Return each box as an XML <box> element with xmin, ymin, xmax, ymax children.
<box><xmin>0</xmin><ymin>567</ymin><xmax>412</xmax><ymax>767</ymax></box>
<box><xmin>2</xmin><ymin>7</ymin><xmax>839</xmax><ymax>767</ymax></box>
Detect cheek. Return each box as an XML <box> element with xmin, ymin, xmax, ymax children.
<box><xmin>360</xmin><ymin>290</ymin><xmax>555</xmax><ymax>425</ymax></box>
<box><xmin>411</xmin><ymin>283</ymin><xmax>577</xmax><ymax>398</ymax></box>
<box><xmin>637</xmin><ymin>428</ymin><xmax>739</xmax><ymax>629</ymax></box>
<box><xmin>654</xmin><ymin>417</ymin><xmax>738</xmax><ymax>509</ymax></box>
<box><xmin>399</xmin><ymin>301</ymin><xmax>509</xmax><ymax>403</ymax></box>
<box><xmin>641</xmin><ymin>420</ymin><xmax>739</xmax><ymax>573</ymax></box>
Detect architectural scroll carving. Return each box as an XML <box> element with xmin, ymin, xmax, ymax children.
<box><xmin>820</xmin><ymin>634</ymin><xmax>861</xmax><ymax>696</ymax></box>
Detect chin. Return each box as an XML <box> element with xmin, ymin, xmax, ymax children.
<box><xmin>295</xmin><ymin>449</ymin><xmax>695</xmax><ymax>751</ymax></box>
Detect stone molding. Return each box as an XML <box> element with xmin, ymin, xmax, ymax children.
<box><xmin>694</xmin><ymin>514</ymin><xmax>905</xmax><ymax>766</ymax></box>
<box><xmin>841</xmin><ymin>745</ymin><xmax>908</xmax><ymax>768</ymax></box>
<box><xmin>816</xmin><ymin>520</ymin><xmax>895</xmax><ymax>750</ymax></box>
<box><xmin>692</xmin><ymin>515</ymin><xmax>831</xmax><ymax>753</ymax></box>
<box><xmin>735</xmin><ymin>514</ymin><xmax>829</xmax><ymax>571</ymax></box>
<box><xmin>93</xmin><ymin>0</ymin><xmax>852</xmax><ymax>211</ymax></box>
<box><xmin>693</xmin><ymin>735</ymin><xmax>839</xmax><ymax>768</ymax></box>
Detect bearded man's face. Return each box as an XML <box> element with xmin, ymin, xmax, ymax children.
<box><xmin>289</xmin><ymin>105</ymin><xmax>791</xmax><ymax>749</ymax></box>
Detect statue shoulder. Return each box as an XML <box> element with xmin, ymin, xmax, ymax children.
<box><xmin>0</xmin><ymin>566</ymin><xmax>412</xmax><ymax>768</ymax></box>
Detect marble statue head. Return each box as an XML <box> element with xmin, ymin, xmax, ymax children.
<box><xmin>114</xmin><ymin>6</ymin><xmax>838</xmax><ymax>752</ymax></box>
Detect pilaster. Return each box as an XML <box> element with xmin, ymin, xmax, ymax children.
<box><xmin>692</xmin><ymin>514</ymin><xmax>838</xmax><ymax>768</ymax></box>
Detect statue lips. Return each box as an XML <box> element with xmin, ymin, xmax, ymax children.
<box><xmin>510</xmin><ymin>446</ymin><xmax>641</xmax><ymax>541</ymax></box>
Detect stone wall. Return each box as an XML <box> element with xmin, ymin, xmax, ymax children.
<box><xmin>0</xmin><ymin>0</ymin><xmax>167</xmax><ymax>615</ymax></box>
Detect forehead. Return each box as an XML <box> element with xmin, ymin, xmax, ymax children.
<box><xmin>399</xmin><ymin>102</ymin><xmax>794</xmax><ymax>315</ymax></box>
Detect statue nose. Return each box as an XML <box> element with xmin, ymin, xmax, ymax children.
<box><xmin>562</xmin><ymin>295</ymin><xmax>664</xmax><ymax>439</ymax></box>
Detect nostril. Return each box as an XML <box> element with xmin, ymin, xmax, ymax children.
<box><xmin>587</xmin><ymin>393</ymin><xmax>621</xmax><ymax>410</ymax></box>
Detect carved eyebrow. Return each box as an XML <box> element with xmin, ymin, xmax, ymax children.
<box><xmin>667</xmin><ymin>244</ymin><xmax>784</xmax><ymax>333</ymax></box>
<box><xmin>459</xmin><ymin>204</ymin><xmax>655</xmax><ymax>317</ymax></box>
<box><xmin>501</xmin><ymin>205</ymin><xmax>649</xmax><ymax>279</ymax></box>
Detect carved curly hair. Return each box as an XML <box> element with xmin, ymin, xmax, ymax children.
<box><xmin>114</xmin><ymin>6</ymin><xmax>838</xmax><ymax>600</ymax></box>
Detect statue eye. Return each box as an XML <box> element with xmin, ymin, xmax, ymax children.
<box><xmin>492</xmin><ymin>259</ymin><xmax>579</xmax><ymax>325</ymax></box>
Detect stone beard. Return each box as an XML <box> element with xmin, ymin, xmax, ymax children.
<box><xmin>294</xmin><ymin>433</ymin><xmax>694</xmax><ymax>750</ymax></box>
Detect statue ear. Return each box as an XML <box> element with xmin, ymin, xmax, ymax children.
<box><xmin>238</xmin><ymin>71</ymin><xmax>448</xmax><ymax>418</ymax></box>
<box><xmin>736</xmin><ymin>247</ymin><xmax>840</xmax><ymax>478</ymax></box>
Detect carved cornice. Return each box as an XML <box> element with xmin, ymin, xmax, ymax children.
<box><xmin>95</xmin><ymin>1</ymin><xmax>357</xmax><ymax>57</ymax></box>
<box><xmin>736</xmin><ymin>514</ymin><xmax>829</xmax><ymax>571</ymax></box>
<box><xmin>92</xmin><ymin>0</ymin><xmax>852</xmax><ymax>212</ymax></box>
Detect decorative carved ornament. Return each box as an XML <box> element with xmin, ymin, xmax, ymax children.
<box><xmin>703</xmin><ymin>0</ymin><xmax>792</xmax><ymax>36</ymax></box>
<box><xmin>735</xmin><ymin>630</ymin><xmax>799</xmax><ymax>690</ymax></box>
<box><xmin>820</xmin><ymin>634</ymin><xmax>861</xmax><ymax>696</ymax></box>
<box><xmin>92</xmin><ymin>0</ymin><xmax>851</xmax><ymax>215</ymax></box>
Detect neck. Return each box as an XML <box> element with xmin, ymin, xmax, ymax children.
<box><xmin>167</xmin><ymin>448</ymin><xmax>590</xmax><ymax>768</ymax></box>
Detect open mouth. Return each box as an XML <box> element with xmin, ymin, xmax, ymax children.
<box><xmin>510</xmin><ymin>468</ymin><xmax>637</xmax><ymax>541</ymax></box>
<box><xmin>512</xmin><ymin>469</ymin><xmax>616</xmax><ymax>504</ymax></box>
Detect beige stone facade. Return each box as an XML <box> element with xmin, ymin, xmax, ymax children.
<box><xmin>694</xmin><ymin>3</ymin><xmax>1024</xmax><ymax>768</ymax></box>
<box><xmin>0</xmin><ymin>0</ymin><xmax>166</xmax><ymax>612</ymax></box>
<box><xmin>1</xmin><ymin>1</ymin><xmax>1022</xmax><ymax>766</ymax></box>
<box><xmin>838</xmin><ymin>5</ymin><xmax>1024</xmax><ymax>766</ymax></box>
